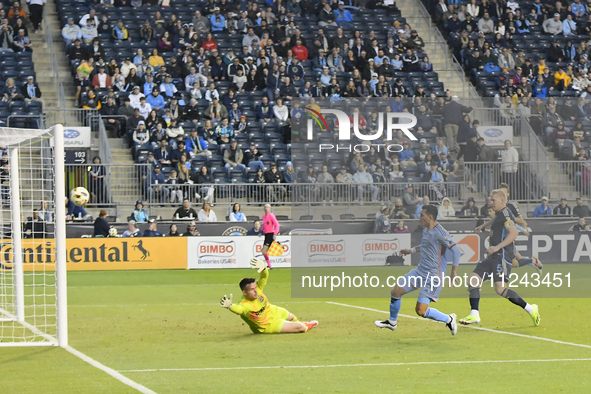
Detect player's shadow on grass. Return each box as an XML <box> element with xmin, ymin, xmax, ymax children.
<box><xmin>0</xmin><ymin>347</ymin><xmax>55</xmax><ymax>365</ymax></box>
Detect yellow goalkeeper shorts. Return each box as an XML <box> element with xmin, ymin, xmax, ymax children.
<box><xmin>262</xmin><ymin>307</ymin><xmax>290</xmax><ymax>334</ymax></box>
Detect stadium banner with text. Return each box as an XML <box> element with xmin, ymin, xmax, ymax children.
<box><xmin>63</xmin><ymin>127</ymin><xmax>91</xmax><ymax>148</ymax></box>
<box><xmin>477</xmin><ymin>125</ymin><xmax>513</xmax><ymax>146</ymax></box>
<box><xmin>0</xmin><ymin>238</ymin><xmax>187</xmax><ymax>271</ymax></box>
<box><xmin>187</xmin><ymin>236</ymin><xmax>292</xmax><ymax>269</ymax></box>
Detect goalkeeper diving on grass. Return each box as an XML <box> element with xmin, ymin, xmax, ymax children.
<box><xmin>375</xmin><ymin>204</ymin><xmax>461</xmax><ymax>335</ymax></box>
<box><xmin>220</xmin><ymin>258</ymin><xmax>319</xmax><ymax>334</ymax></box>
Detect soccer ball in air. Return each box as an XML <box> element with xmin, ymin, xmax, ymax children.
<box><xmin>108</xmin><ymin>227</ymin><xmax>118</xmax><ymax>237</ymax></box>
<box><xmin>70</xmin><ymin>187</ymin><xmax>89</xmax><ymax>206</ymax></box>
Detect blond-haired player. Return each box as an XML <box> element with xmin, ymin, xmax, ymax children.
<box><xmin>220</xmin><ymin>258</ymin><xmax>318</xmax><ymax>333</ymax></box>
<box><xmin>475</xmin><ymin>183</ymin><xmax>542</xmax><ymax>274</ymax></box>
<box><xmin>459</xmin><ymin>189</ymin><xmax>540</xmax><ymax>326</ymax></box>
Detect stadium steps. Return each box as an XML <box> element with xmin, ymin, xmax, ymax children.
<box><xmin>108</xmin><ymin>138</ymin><xmax>138</xmax><ymax>206</ymax></box>
<box><xmin>30</xmin><ymin>0</ymin><xmax>77</xmax><ymax>118</ymax></box>
<box><xmin>396</xmin><ymin>0</ymin><xmax>469</xmax><ymax>97</ymax></box>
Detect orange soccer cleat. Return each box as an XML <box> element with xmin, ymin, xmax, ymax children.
<box><xmin>304</xmin><ymin>320</ymin><xmax>319</xmax><ymax>331</ymax></box>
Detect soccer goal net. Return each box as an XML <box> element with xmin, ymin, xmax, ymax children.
<box><xmin>0</xmin><ymin>124</ymin><xmax>67</xmax><ymax>347</ymax></box>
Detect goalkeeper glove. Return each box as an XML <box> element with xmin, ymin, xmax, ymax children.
<box><xmin>250</xmin><ymin>258</ymin><xmax>266</xmax><ymax>273</ymax></box>
<box><xmin>220</xmin><ymin>294</ymin><xmax>232</xmax><ymax>308</ymax></box>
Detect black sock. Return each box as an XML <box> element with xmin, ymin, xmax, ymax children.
<box><xmin>469</xmin><ymin>288</ymin><xmax>480</xmax><ymax>311</ymax></box>
<box><xmin>518</xmin><ymin>258</ymin><xmax>532</xmax><ymax>267</ymax></box>
<box><xmin>504</xmin><ymin>289</ymin><xmax>527</xmax><ymax>308</ymax></box>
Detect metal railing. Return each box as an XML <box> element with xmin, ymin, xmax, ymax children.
<box><xmin>42</xmin><ymin>9</ymin><xmax>59</xmax><ymax>103</ymax></box>
<box><xmin>43</xmin><ymin>108</ymin><xmax>100</xmax><ymax>128</ymax></box>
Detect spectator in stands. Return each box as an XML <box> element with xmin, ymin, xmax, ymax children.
<box><xmin>443</xmin><ymin>96</ymin><xmax>472</xmax><ymax>153</ymax></box>
<box><xmin>415</xmin><ymin>196</ymin><xmax>430</xmax><ymax>218</ymax></box>
<box><xmin>13</xmin><ymin>29</ymin><xmax>32</xmax><ymax>53</ymax></box>
<box><xmin>425</xmin><ymin>161</ymin><xmax>446</xmax><ymax>200</ymax></box>
<box><xmin>554</xmin><ymin>197</ymin><xmax>572</xmax><ymax>215</ymax></box>
<box><xmin>551</xmin><ymin>122</ymin><xmax>569</xmax><ymax>147</ymax></box>
<box><xmin>438</xmin><ymin>197</ymin><xmax>455</xmax><ymax>219</ymax></box>
<box><xmin>436</xmin><ymin>152</ymin><xmax>457</xmax><ymax>180</ymax></box>
<box><xmin>183</xmin><ymin>221</ymin><xmax>200</xmax><ymax>236</ymax></box>
<box><xmin>543</xmin><ymin>13</ymin><xmax>563</xmax><ymax>35</ymax></box>
<box><xmin>22</xmin><ymin>76</ymin><xmax>42</xmax><ymax>104</ymax></box>
<box><xmin>393</xmin><ymin>220</ymin><xmax>409</xmax><ymax>233</ymax></box>
<box><xmin>122</xmin><ymin>220</ymin><xmax>141</xmax><ymax>237</ymax></box>
<box><xmin>148</xmin><ymin>164</ymin><xmax>170</xmax><ymax>204</ymax></box>
<box><xmin>204</xmin><ymin>97</ymin><xmax>228</xmax><ymax>120</ymax></box>
<box><xmin>229</xmin><ymin>203</ymin><xmax>246</xmax><ymax>221</ymax></box>
<box><xmin>132</xmin><ymin>121</ymin><xmax>149</xmax><ymax>147</ymax></box>
<box><xmin>198</xmin><ymin>202</ymin><xmax>218</xmax><ymax>222</ymax></box>
<box><xmin>143</xmin><ymin>219</ymin><xmax>163</xmax><ymax>237</ymax></box>
<box><xmin>62</xmin><ymin>18</ymin><xmax>81</xmax><ymax>47</ymax></box>
<box><xmin>166</xmin><ymin>170</ymin><xmax>184</xmax><ymax>204</ymax></box>
<box><xmin>65</xmin><ymin>195</ymin><xmax>88</xmax><ymax>220</ymax></box>
<box><xmin>533</xmin><ymin>196</ymin><xmax>552</xmax><ymax>217</ymax></box>
<box><xmin>317</xmin><ymin>164</ymin><xmax>335</xmax><ymax>206</ymax></box>
<box><xmin>563</xmin><ymin>14</ymin><xmax>576</xmax><ymax>36</ymax></box>
<box><xmin>131</xmin><ymin>200</ymin><xmax>148</xmax><ymax>223</ymax></box>
<box><xmin>501</xmin><ymin>140</ymin><xmax>519</xmax><ymax>195</ymax></box>
<box><xmin>166</xmin><ymin>224</ymin><xmax>181</xmax><ymax>237</ymax></box>
<box><xmin>81</xmin><ymin>19</ymin><xmax>97</xmax><ymax>45</ymax></box>
<box><xmin>571</xmin><ymin>217</ymin><xmax>590</xmax><ymax>231</ymax></box>
<box><xmin>478</xmin><ymin>12</ymin><xmax>494</xmax><ymax>33</ymax></box>
<box><xmin>247</xmin><ymin>220</ymin><xmax>262</xmax><ymax>235</ymax></box>
<box><xmin>403</xmin><ymin>184</ymin><xmax>421</xmax><ymax>219</ymax></box>
<box><xmin>173</xmin><ymin>198</ymin><xmax>198</xmax><ymax>220</ymax></box>
<box><xmin>185</xmin><ymin>130</ymin><xmax>211</xmax><ymax>159</ymax></box>
<box><xmin>353</xmin><ymin>164</ymin><xmax>378</xmax><ymax>204</ymax></box>
<box><xmin>93</xmin><ymin>210</ymin><xmax>110</xmax><ymax>237</ymax></box>
<box><xmin>459</xmin><ymin>197</ymin><xmax>478</xmax><ymax>217</ymax></box>
<box><xmin>389</xmin><ymin>197</ymin><xmax>410</xmax><ymax>220</ymax></box>
<box><xmin>194</xmin><ymin>165</ymin><xmax>214</xmax><ymax>204</ymax></box>
<box><xmin>554</xmin><ymin>67</ymin><xmax>572</xmax><ymax>91</ymax></box>
<box><xmin>79</xmin><ymin>9</ymin><xmax>98</xmax><ymax>27</ymax></box>
<box><xmin>265</xmin><ymin>163</ymin><xmax>287</xmax><ymax>202</ymax></box>
<box><xmin>374</xmin><ymin>206</ymin><xmax>391</xmax><ymax>233</ymax></box>
<box><xmin>574</xmin><ymin>197</ymin><xmax>591</xmax><ymax>217</ymax></box>
<box><xmin>334</xmin><ymin>2</ymin><xmax>354</xmax><ymax>30</ymax></box>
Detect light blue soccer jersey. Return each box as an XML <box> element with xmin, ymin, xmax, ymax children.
<box><xmin>416</xmin><ymin>224</ymin><xmax>456</xmax><ymax>278</ymax></box>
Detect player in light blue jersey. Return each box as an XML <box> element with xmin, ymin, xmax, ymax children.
<box><xmin>375</xmin><ymin>205</ymin><xmax>462</xmax><ymax>335</ymax></box>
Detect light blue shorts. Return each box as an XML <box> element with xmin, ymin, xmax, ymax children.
<box><xmin>398</xmin><ymin>269</ymin><xmax>443</xmax><ymax>303</ymax></box>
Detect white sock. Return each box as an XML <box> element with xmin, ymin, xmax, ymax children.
<box><xmin>388</xmin><ymin>319</ymin><xmax>397</xmax><ymax>325</ymax></box>
<box><xmin>524</xmin><ymin>303</ymin><xmax>534</xmax><ymax>314</ymax></box>
<box><xmin>471</xmin><ymin>309</ymin><xmax>480</xmax><ymax>318</ymax></box>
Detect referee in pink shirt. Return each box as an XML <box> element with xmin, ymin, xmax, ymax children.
<box><xmin>261</xmin><ymin>204</ymin><xmax>280</xmax><ymax>269</ymax></box>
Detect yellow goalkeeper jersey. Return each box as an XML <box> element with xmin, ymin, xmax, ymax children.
<box><xmin>229</xmin><ymin>269</ymin><xmax>278</xmax><ymax>333</ymax></box>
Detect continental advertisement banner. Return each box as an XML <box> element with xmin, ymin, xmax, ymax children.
<box><xmin>0</xmin><ymin>238</ymin><xmax>187</xmax><ymax>271</ymax></box>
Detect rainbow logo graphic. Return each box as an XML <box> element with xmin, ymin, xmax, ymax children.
<box><xmin>304</xmin><ymin>106</ymin><xmax>329</xmax><ymax>132</ymax></box>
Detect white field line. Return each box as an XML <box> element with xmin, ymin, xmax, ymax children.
<box><xmin>327</xmin><ymin>301</ymin><xmax>591</xmax><ymax>350</ymax></box>
<box><xmin>119</xmin><ymin>358</ymin><xmax>591</xmax><ymax>373</ymax></box>
<box><xmin>65</xmin><ymin>346</ymin><xmax>158</xmax><ymax>394</ymax></box>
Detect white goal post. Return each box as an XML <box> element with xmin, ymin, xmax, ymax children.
<box><xmin>0</xmin><ymin>124</ymin><xmax>67</xmax><ymax>347</ymax></box>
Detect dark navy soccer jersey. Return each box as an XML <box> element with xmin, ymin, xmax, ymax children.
<box><xmin>489</xmin><ymin>207</ymin><xmax>516</xmax><ymax>261</ymax></box>
<box><xmin>506</xmin><ymin>201</ymin><xmax>522</xmax><ymax>219</ymax></box>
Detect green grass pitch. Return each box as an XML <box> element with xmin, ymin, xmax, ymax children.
<box><xmin>1</xmin><ymin>268</ymin><xmax>591</xmax><ymax>393</ymax></box>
